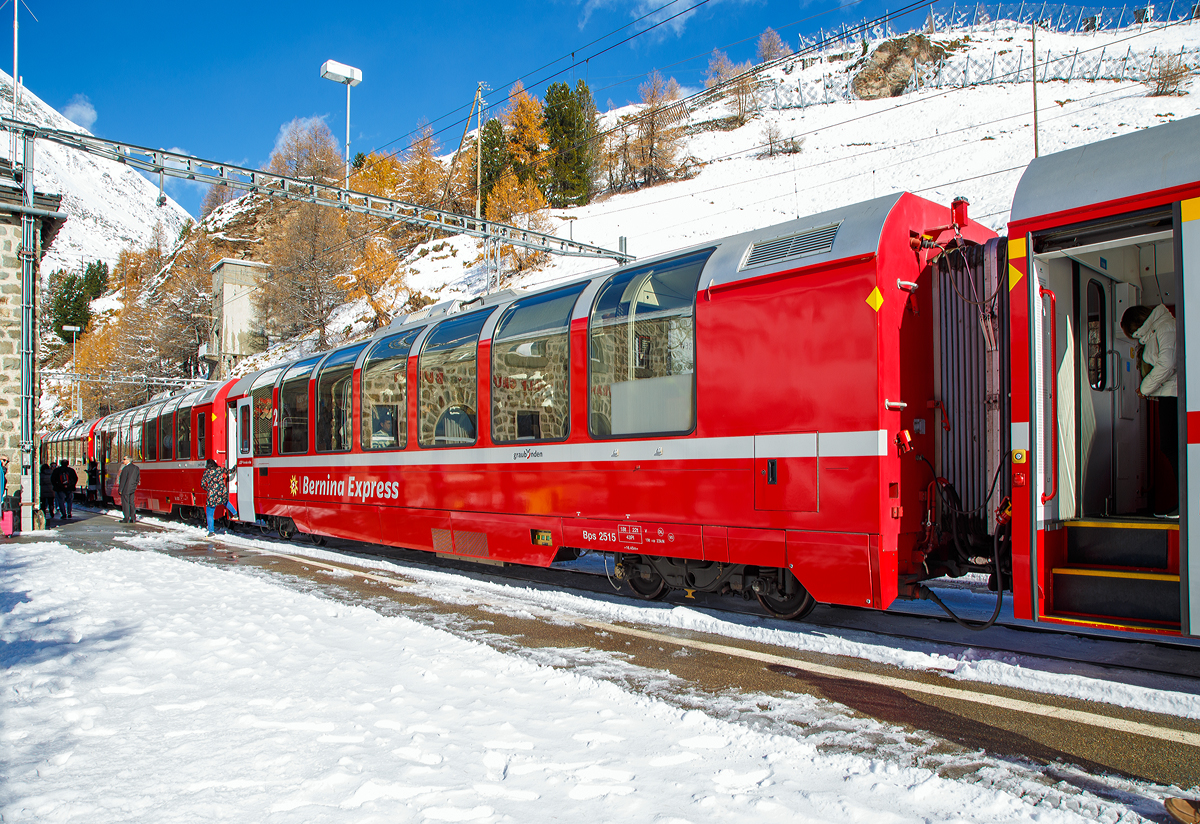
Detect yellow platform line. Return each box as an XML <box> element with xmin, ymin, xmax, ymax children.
<box><xmin>1066</xmin><ymin>520</ymin><xmax>1178</xmax><ymax>531</ymax></box>
<box><xmin>1053</xmin><ymin>567</ymin><xmax>1179</xmax><ymax>582</ymax></box>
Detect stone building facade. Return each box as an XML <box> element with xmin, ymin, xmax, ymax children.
<box><xmin>0</xmin><ymin>160</ymin><xmax>65</xmax><ymax>524</ymax></box>
<box><xmin>209</xmin><ymin>257</ymin><xmax>269</xmax><ymax>377</ymax></box>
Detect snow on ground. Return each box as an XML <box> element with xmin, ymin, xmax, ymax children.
<box><xmin>90</xmin><ymin>512</ymin><xmax>1200</xmax><ymax>723</ymax></box>
<box><xmin>1</xmin><ymin>538</ymin><xmax>1136</xmax><ymax>823</ymax></box>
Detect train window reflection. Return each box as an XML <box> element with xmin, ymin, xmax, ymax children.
<box><xmin>491</xmin><ymin>283</ymin><xmax>586</xmax><ymax>444</ymax></box>
<box><xmin>177</xmin><ymin>405</ymin><xmax>192</xmax><ymax>460</ymax></box>
<box><xmin>419</xmin><ymin>312</ymin><xmax>489</xmax><ymax>447</ymax></box>
<box><xmin>251</xmin><ymin>368</ymin><xmax>281</xmax><ymax>457</ymax></box>
<box><xmin>316</xmin><ymin>344</ymin><xmax>368</xmax><ymax>453</ymax></box>
<box><xmin>361</xmin><ymin>330</ymin><xmax>418</xmax><ymax>451</ymax></box>
<box><xmin>588</xmin><ymin>250</ymin><xmax>710</xmax><ymax>437</ymax></box>
<box><xmin>145</xmin><ymin>408</ymin><xmax>159</xmax><ymax>461</ymax></box>
<box><xmin>159</xmin><ymin>412</ymin><xmax>174</xmax><ymax>461</ymax></box>
<box><xmin>196</xmin><ymin>411</ymin><xmax>206</xmax><ymax>460</ymax></box>
<box><xmin>279</xmin><ymin>356</ymin><xmax>320</xmax><ymax>455</ymax></box>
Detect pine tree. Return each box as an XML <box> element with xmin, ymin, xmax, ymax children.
<box><xmin>48</xmin><ymin>270</ymin><xmax>91</xmax><ymax>340</ymax></box>
<box><xmin>543</xmin><ymin>81</ymin><xmax>599</xmax><ymax>208</ymax></box>
<box><xmin>757</xmin><ymin>27</ymin><xmax>792</xmax><ymax>63</ymax></box>
<box><xmin>479</xmin><ymin>118</ymin><xmax>509</xmax><ymax>213</ymax></box>
<box><xmin>81</xmin><ymin>260</ymin><xmax>108</xmax><ymax>300</ymax></box>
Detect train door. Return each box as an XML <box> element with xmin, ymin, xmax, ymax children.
<box><xmin>1076</xmin><ymin>267</ymin><xmax>1147</xmax><ymax>517</ymax></box>
<box><xmin>234</xmin><ymin>398</ymin><xmax>255</xmax><ymax>521</ymax></box>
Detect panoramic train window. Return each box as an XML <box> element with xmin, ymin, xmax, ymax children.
<box><xmin>177</xmin><ymin>402</ymin><xmax>192</xmax><ymax>460</ymax></box>
<box><xmin>360</xmin><ymin>330</ymin><xmax>419</xmax><ymax>451</ymax></box>
<box><xmin>419</xmin><ymin>312</ymin><xmax>490</xmax><ymax>447</ymax></box>
<box><xmin>279</xmin><ymin>356</ymin><xmax>320</xmax><ymax>455</ymax></box>
<box><xmin>491</xmin><ymin>283</ymin><xmax>586</xmax><ymax>444</ymax></box>
<box><xmin>1087</xmin><ymin>280</ymin><xmax>1107</xmax><ymax>391</ymax></box>
<box><xmin>316</xmin><ymin>344</ymin><xmax>369</xmax><ymax>453</ymax></box>
<box><xmin>588</xmin><ymin>250</ymin><xmax>711</xmax><ymax>437</ymax></box>
<box><xmin>250</xmin><ymin>368</ymin><xmax>281</xmax><ymax>457</ymax></box>
<box><xmin>145</xmin><ymin>407</ymin><xmax>160</xmax><ymax>461</ymax></box>
<box><xmin>131</xmin><ymin>412</ymin><xmax>144</xmax><ymax>461</ymax></box>
<box><xmin>239</xmin><ymin>405</ymin><xmax>251</xmax><ymax>455</ymax></box>
<box><xmin>159</xmin><ymin>409</ymin><xmax>174</xmax><ymax>461</ymax></box>
<box><xmin>196</xmin><ymin>411</ymin><xmax>206</xmax><ymax>460</ymax></box>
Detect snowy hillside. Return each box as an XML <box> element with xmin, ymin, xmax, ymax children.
<box><xmin>0</xmin><ymin>72</ymin><xmax>191</xmax><ymax>274</ymax></box>
<box><xmin>403</xmin><ymin>18</ymin><xmax>1200</xmax><ymax>303</ymax></box>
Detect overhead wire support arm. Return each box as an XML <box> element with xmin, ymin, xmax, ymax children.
<box><xmin>0</xmin><ymin>117</ymin><xmax>635</xmax><ymax>264</ymax></box>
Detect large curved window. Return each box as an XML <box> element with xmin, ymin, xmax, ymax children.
<box><xmin>588</xmin><ymin>250</ymin><xmax>710</xmax><ymax>437</ymax></box>
<box><xmin>419</xmin><ymin>312</ymin><xmax>490</xmax><ymax>447</ymax></box>
<box><xmin>361</xmin><ymin>330</ymin><xmax>419</xmax><ymax>451</ymax></box>
<box><xmin>159</xmin><ymin>397</ymin><xmax>181</xmax><ymax>461</ymax></box>
<box><xmin>176</xmin><ymin>401</ymin><xmax>193</xmax><ymax>460</ymax></box>
<box><xmin>278</xmin><ymin>356</ymin><xmax>321</xmax><ymax>455</ymax></box>
<box><xmin>492</xmin><ymin>283</ymin><xmax>586</xmax><ymax>444</ymax></box>
<box><xmin>250</xmin><ymin>368</ymin><xmax>282</xmax><ymax>456</ymax></box>
<box><xmin>144</xmin><ymin>405</ymin><xmax>162</xmax><ymax>461</ymax></box>
<box><xmin>316</xmin><ymin>344</ymin><xmax>368</xmax><ymax>453</ymax></box>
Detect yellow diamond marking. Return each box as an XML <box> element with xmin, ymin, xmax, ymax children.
<box><xmin>1183</xmin><ymin>197</ymin><xmax>1200</xmax><ymax>223</ymax></box>
<box><xmin>866</xmin><ymin>286</ymin><xmax>884</xmax><ymax>312</ymax></box>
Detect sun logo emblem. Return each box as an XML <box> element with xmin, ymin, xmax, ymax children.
<box><xmin>290</xmin><ymin>475</ymin><xmax>299</xmax><ymax>496</ymax></box>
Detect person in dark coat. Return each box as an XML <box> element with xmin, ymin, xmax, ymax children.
<box><xmin>201</xmin><ymin>458</ymin><xmax>238</xmax><ymax>536</ymax></box>
<box><xmin>58</xmin><ymin>459</ymin><xmax>78</xmax><ymax>518</ymax></box>
<box><xmin>39</xmin><ymin>463</ymin><xmax>53</xmax><ymax>520</ymax></box>
<box><xmin>118</xmin><ymin>456</ymin><xmax>140</xmax><ymax>523</ymax></box>
<box><xmin>51</xmin><ymin>461</ymin><xmax>67</xmax><ymax>519</ymax></box>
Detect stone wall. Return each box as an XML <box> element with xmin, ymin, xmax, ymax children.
<box><xmin>0</xmin><ymin>215</ymin><xmax>38</xmax><ymax>505</ymax></box>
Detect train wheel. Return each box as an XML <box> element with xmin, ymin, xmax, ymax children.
<box><xmin>756</xmin><ymin>574</ymin><xmax>816</xmax><ymax>620</ymax></box>
<box><xmin>277</xmin><ymin>519</ymin><xmax>296</xmax><ymax>541</ymax></box>
<box><xmin>626</xmin><ymin>570</ymin><xmax>668</xmax><ymax>600</ymax></box>
<box><xmin>307</xmin><ymin>532</ymin><xmax>327</xmax><ymax>547</ymax></box>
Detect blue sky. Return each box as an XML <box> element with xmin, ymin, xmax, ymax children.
<box><xmin>22</xmin><ymin>0</ymin><xmax>922</xmax><ymax>216</ymax></box>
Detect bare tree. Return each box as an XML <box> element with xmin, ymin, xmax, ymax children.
<box><xmin>267</xmin><ymin>118</ymin><xmax>343</xmax><ymax>182</ymax></box>
<box><xmin>634</xmin><ymin>70</ymin><xmax>683</xmax><ymax>186</ymax></box>
<box><xmin>200</xmin><ymin>184</ymin><xmax>241</xmax><ymax>217</ymax></box>
<box><xmin>729</xmin><ymin>62</ymin><xmax>759</xmax><ymax>125</ymax></box>
<box><xmin>259</xmin><ymin>202</ymin><xmax>352</xmax><ymax>348</ymax></box>
<box><xmin>705</xmin><ymin>50</ymin><xmax>737</xmax><ymax>88</ymax></box>
<box><xmin>757</xmin><ymin>27</ymin><xmax>792</xmax><ymax>63</ymax></box>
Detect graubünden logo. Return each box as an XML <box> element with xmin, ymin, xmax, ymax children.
<box><xmin>513</xmin><ymin>448</ymin><xmax>544</xmax><ymax>461</ymax></box>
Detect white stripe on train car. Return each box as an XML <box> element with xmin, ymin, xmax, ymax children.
<box><xmin>254</xmin><ymin>430</ymin><xmax>888</xmax><ymax>471</ymax></box>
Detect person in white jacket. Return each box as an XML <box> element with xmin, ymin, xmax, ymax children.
<box><xmin>1122</xmin><ymin>303</ymin><xmax>1178</xmax><ymax>517</ymax></box>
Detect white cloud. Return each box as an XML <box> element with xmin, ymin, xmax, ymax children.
<box><xmin>578</xmin><ymin>0</ymin><xmax>751</xmax><ymax>39</ymax></box>
<box><xmin>61</xmin><ymin>94</ymin><xmax>97</xmax><ymax>130</ymax></box>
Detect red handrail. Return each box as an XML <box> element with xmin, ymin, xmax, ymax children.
<box><xmin>1040</xmin><ymin>286</ymin><xmax>1058</xmax><ymax>505</ymax></box>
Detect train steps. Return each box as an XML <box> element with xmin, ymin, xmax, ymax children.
<box><xmin>1049</xmin><ymin>519</ymin><xmax>1180</xmax><ymax>630</ymax></box>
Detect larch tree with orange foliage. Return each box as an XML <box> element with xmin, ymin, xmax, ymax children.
<box><xmin>503</xmin><ymin>81</ymin><xmax>547</xmax><ymax>186</ymax></box>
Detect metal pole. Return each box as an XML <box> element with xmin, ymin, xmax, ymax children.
<box><xmin>344</xmin><ymin>82</ymin><xmax>351</xmax><ymax>188</ymax></box>
<box><xmin>72</xmin><ymin>331</ymin><xmax>78</xmax><ymax>420</ymax></box>
<box><xmin>11</xmin><ymin>0</ymin><xmax>16</xmax><ymax>111</ymax></box>
<box><xmin>1032</xmin><ymin>22</ymin><xmax>1040</xmax><ymax>157</ymax></box>
<box><xmin>19</xmin><ymin>130</ymin><xmax>34</xmax><ymax>532</ymax></box>
<box><xmin>475</xmin><ymin>84</ymin><xmax>483</xmax><ymax>220</ymax></box>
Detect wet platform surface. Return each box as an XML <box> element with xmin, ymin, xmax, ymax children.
<box><xmin>23</xmin><ymin>508</ymin><xmax>1200</xmax><ymax>805</ymax></box>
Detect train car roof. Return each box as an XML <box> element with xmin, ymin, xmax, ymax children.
<box><xmin>1010</xmin><ymin>115</ymin><xmax>1200</xmax><ymax>225</ymax></box>
<box><xmin>700</xmin><ymin>192</ymin><xmax>904</xmax><ymax>289</ymax></box>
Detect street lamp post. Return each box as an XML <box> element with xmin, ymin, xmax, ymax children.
<box><xmin>320</xmin><ymin>60</ymin><xmax>362</xmax><ymax>188</ymax></box>
<box><xmin>61</xmin><ymin>325</ymin><xmax>81</xmax><ymax>421</ymax></box>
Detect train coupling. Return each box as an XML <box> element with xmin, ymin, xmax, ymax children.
<box><xmin>612</xmin><ymin>561</ymin><xmax>628</xmax><ymax>580</ymax></box>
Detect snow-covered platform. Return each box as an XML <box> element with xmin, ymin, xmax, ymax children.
<box><xmin>2</xmin><ymin>511</ymin><xmax>1198</xmax><ymax>821</ymax></box>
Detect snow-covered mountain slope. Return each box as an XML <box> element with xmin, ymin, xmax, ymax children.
<box><xmin>404</xmin><ymin>19</ymin><xmax>1199</xmax><ymax>301</ymax></box>
<box><xmin>0</xmin><ymin>71</ymin><xmax>191</xmax><ymax>274</ymax></box>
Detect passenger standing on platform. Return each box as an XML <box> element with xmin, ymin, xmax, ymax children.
<box><xmin>1122</xmin><ymin>304</ymin><xmax>1178</xmax><ymax>518</ymax></box>
<box><xmin>39</xmin><ymin>463</ymin><xmax>53</xmax><ymax>520</ymax></box>
<box><xmin>59</xmin><ymin>459</ymin><xmax>78</xmax><ymax>519</ymax></box>
<box><xmin>118</xmin><ymin>456</ymin><xmax>140</xmax><ymax>523</ymax></box>
<box><xmin>50</xmin><ymin>461</ymin><xmax>67</xmax><ymax>519</ymax></box>
<box><xmin>201</xmin><ymin>458</ymin><xmax>238</xmax><ymax>537</ymax></box>
<box><xmin>0</xmin><ymin>455</ymin><xmax>8</xmax><ymax>501</ymax></box>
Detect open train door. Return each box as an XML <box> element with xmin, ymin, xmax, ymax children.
<box><xmin>1008</xmin><ymin>115</ymin><xmax>1200</xmax><ymax>637</ymax></box>
<box><xmin>232</xmin><ymin>397</ymin><xmax>256</xmax><ymax>522</ymax></box>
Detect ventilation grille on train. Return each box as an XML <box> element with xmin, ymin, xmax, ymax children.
<box><xmin>740</xmin><ymin>222</ymin><xmax>841</xmax><ymax>270</ymax></box>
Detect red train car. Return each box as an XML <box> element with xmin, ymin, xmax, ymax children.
<box><xmin>169</xmin><ymin>191</ymin><xmax>992</xmax><ymax>618</ymax></box>
<box><xmin>46</xmin><ymin>113</ymin><xmax>1199</xmax><ymax>636</ymax></box>
<box><xmin>1006</xmin><ymin>114</ymin><xmax>1200</xmax><ymax>636</ymax></box>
